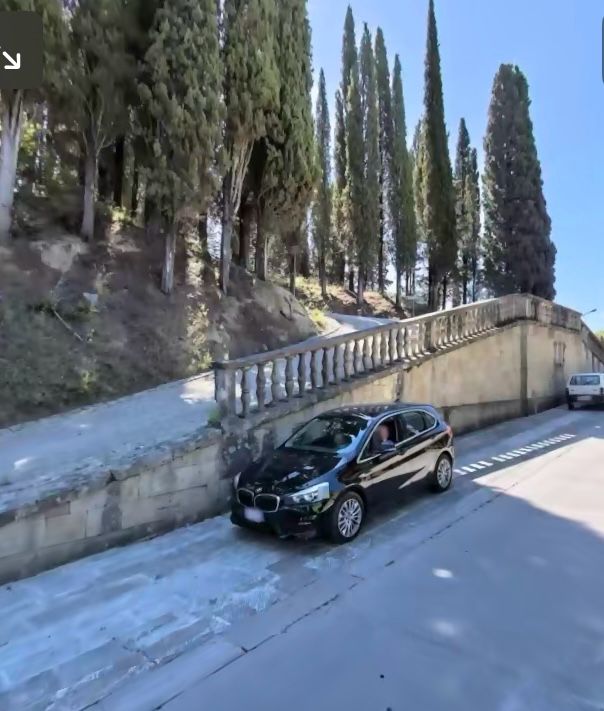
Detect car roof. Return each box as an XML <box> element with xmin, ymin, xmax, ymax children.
<box><xmin>568</xmin><ymin>372</ymin><xmax>602</xmax><ymax>377</ymax></box>
<box><xmin>321</xmin><ymin>403</ymin><xmax>437</xmax><ymax>420</ymax></box>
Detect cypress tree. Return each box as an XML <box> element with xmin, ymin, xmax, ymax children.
<box><xmin>391</xmin><ymin>54</ymin><xmax>417</xmax><ymax>307</ymax></box>
<box><xmin>417</xmin><ymin>0</ymin><xmax>457</xmax><ymax>309</ymax></box>
<box><xmin>220</xmin><ymin>0</ymin><xmax>280</xmax><ymax>294</ymax></box>
<box><xmin>332</xmin><ymin>89</ymin><xmax>347</xmax><ymax>283</ymax></box>
<box><xmin>313</xmin><ymin>69</ymin><xmax>332</xmax><ymax>299</ymax></box>
<box><xmin>358</xmin><ymin>24</ymin><xmax>380</xmax><ymax>306</ymax></box>
<box><xmin>254</xmin><ymin>0</ymin><xmax>315</xmax><ymax>290</ymax></box>
<box><xmin>336</xmin><ymin>6</ymin><xmax>358</xmax><ymax>288</ymax></box>
<box><xmin>483</xmin><ymin>64</ymin><xmax>556</xmax><ymax>299</ymax></box>
<box><xmin>346</xmin><ymin>62</ymin><xmax>365</xmax><ymax>304</ymax></box>
<box><xmin>454</xmin><ymin>118</ymin><xmax>472</xmax><ymax>303</ymax></box>
<box><xmin>467</xmin><ymin>147</ymin><xmax>481</xmax><ymax>301</ymax></box>
<box><xmin>138</xmin><ymin>0</ymin><xmax>223</xmax><ymax>294</ymax></box>
<box><xmin>374</xmin><ymin>28</ymin><xmax>393</xmax><ymax>294</ymax></box>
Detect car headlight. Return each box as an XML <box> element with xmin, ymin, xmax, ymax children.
<box><xmin>287</xmin><ymin>482</ymin><xmax>330</xmax><ymax>505</ymax></box>
<box><xmin>233</xmin><ymin>472</ymin><xmax>242</xmax><ymax>489</ymax></box>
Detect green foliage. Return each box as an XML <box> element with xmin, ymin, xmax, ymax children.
<box><xmin>483</xmin><ymin>64</ymin><xmax>556</xmax><ymax>299</ymax></box>
<box><xmin>62</xmin><ymin>0</ymin><xmax>132</xmax><ymax>154</ymax></box>
<box><xmin>417</xmin><ymin>0</ymin><xmax>457</xmax><ymax>307</ymax></box>
<box><xmin>138</xmin><ymin>0</ymin><xmax>223</xmax><ymax>224</ymax></box>
<box><xmin>345</xmin><ymin>63</ymin><xmax>364</xmax><ymax>293</ymax></box>
<box><xmin>390</xmin><ymin>55</ymin><xmax>417</xmax><ymax>300</ymax></box>
<box><xmin>454</xmin><ymin>118</ymin><xmax>481</xmax><ymax>303</ymax></box>
<box><xmin>312</xmin><ymin>69</ymin><xmax>332</xmax><ymax>296</ymax></box>
<box><xmin>358</xmin><ymin>24</ymin><xmax>380</xmax><ymax>294</ymax></box>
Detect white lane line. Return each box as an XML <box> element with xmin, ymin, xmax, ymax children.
<box><xmin>492</xmin><ymin>456</ymin><xmax>506</xmax><ymax>462</ymax></box>
<box><xmin>462</xmin><ymin>466</ymin><xmax>477</xmax><ymax>473</ymax></box>
<box><xmin>454</xmin><ymin>469</ymin><xmax>465</xmax><ymax>476</ymax></box>
<box><xmin>471</xmin><ymin>463</ymin><xmax>486</xmax><ymax>470</ymax></box>
<box><xmin>478</xmin><ymin>460</ymin><xmax>493</xmax><ymax>467</ymax></box>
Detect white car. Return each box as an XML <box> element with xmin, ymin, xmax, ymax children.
<box><xmin>566</xmin><ymin>373</ymin><xmax>604</xmax><ymax>410</ymax></box>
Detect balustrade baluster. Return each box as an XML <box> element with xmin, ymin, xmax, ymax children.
<box><xmin>297</xmin><ymin>354</ymin><xmax>308</xmax><ymax>396</ymax></box>
<box><xmin>310</xmin><ymin>350</ymin><xmax>321</xmax><ymax>390</ymax></box>
<box><xmin>363</xmin><ymin>337</ymin><xmax>373</xmax><ymax>370</ymax></box>
<box><xmin>334</xmin><ymin>345</ymin><xmax>343</xmax><ymax>384</ymax></box>
<box><xmin>271</xmin><ymin>361</ymin><xmax>281</xmax><ymax>402</ymax></box>
<box><xmin>397</xmin><ymin>327</ymin><xmax>404</xmax><ymax>360</ymax></box>
<box><xmin>372</xmin><ymin>334</ymin><xmax>381</xmax><ymax>369</ymax></box>
<box><xmin>380</xmin><ymin>331</ymin><xmax>388</xmax><ymax>365</ymax></box>
<box><xmin>256</xmin><ymin>363</ymin><xmax>266</xmax><ymax>411</ymax></box>
<box><xmin>390</xmin><ymin>328</ymin><xmax>397</xmax><ymax>362</ymax></box>
<box><xmin>353</xmin><ymin>339</ymin><xmax>363</xmax><ymax>375</ymax></box>
<box><xmin>285</xmin><ymin>356</ymin><xmax>295</xmax><ymax>399</ymax></box>
<box><xmin>322</xmin><ymin>347</ymin><xmax>331</xmax><ymax>387</ymax></box>
<box><xmin>342</xmin><ymin>342</ymin><xmax>351</xmax><ymax>380</ymax></box>
<box><xmin>241</xmin><ymin>367</ymin><xmax>251</xmax><ymax>416</ymax></box>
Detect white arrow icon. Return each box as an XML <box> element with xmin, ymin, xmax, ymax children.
<box><xmin>2</xmin><ymin>51</ymin><xmax>20</xmax><ymax>70</ymax></box>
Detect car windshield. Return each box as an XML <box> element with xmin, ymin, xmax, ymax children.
<box><xmin>283</xmin><ymin>414</ymin><xmax>369</xmax><ymax>453</ymax></box>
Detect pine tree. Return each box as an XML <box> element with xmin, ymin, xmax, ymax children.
<box><xmin>220</xmin><ymin>0</ymin><xmax>280</xmax><ymax>294</ymax></box>
<box><xmin>0</xmin><ymin>0</ymin><xmax>66</xmax><ymax>243</ymax></box>
<box><xmin>483</xmin><ymin>64</ymin><xmax>556</xmax><ymax>299</ymax></box>
<box><xmin>390</xmin><ymin>54</ymin><xmax>417</xmax><ymax>307</ymax></box>
<box><xmin>374</xmin><ymin>28</ymin><xmax>393</xmax><ymax>294</ymax></box>
<box><xmin>313</xmin><ymin>69</ymin><xmax>332</xmax><ymax>299</ymax></box>
<box><xmin>417</xmin><ymin>0</ymin><xmax>457</xmax><ymax>309</ymax></box>
<box><xmin>138</xmin><ymin>0</ymin><xmax>223</xmax><ymax>294</ymax></box>
<box><xmin>357</xmin><ymin>24</ymin><xmax>379</xmax><ymax>306</ymax></box>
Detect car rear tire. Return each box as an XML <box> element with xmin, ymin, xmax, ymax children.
<box><xmin>429</xmin><ymin>454</ymin><xmax>453</xmax><ymax>493</ymax></box>
<box><xmin>326</xmin><ymin>491</ymin><xmax>365</xmax><ymax>544</ymax></box>
<box><xmin>567</xmin><ymin>400</ymin><xmax>574</xmax><ymax>410</ymax></box>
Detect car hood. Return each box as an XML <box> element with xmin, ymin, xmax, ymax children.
<box><xmin>241</xmin><ymin>448</ymin><xmax>342</xmax><ymax>494</ymax></box>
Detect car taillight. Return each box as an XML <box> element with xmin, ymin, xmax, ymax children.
<box><xmin>445</xmin><ymin>424</ymin><xmax>453</xmax><ymax>438</ymax></box>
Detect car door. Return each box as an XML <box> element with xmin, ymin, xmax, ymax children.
<box><xmin>354</xmin><ymin>416</ymin><xmax>406</xmax><ymax>503</ymax></box>
<box><xmin>394</xmin><ymin>410</ymin><xmax>438</xmax><ymax>489</ymax></box>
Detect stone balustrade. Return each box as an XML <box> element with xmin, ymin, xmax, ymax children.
<box><xmin>214</xmin><ymin>293</ymin><xmax>599</xmax><ymax>418</ymax></box>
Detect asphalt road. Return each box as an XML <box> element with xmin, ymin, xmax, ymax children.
<box><xmin>161</xmin><ymin>406</ymin><xmax>604</xmax><ymax>711</ymax></box>
<box><xmin>2</xmin><ymin>405</ymin><xmax>602</xmax><ymax>710</ymax></box>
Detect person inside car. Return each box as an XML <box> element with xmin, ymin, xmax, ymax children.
<box><xmin>373</xmin><ymin>423</ymin><xmax>395</xmax><ymax>453</ymax></box>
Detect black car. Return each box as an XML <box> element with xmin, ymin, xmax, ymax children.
<box><xmin>231</xmin><ymin>403</ymin><xmax>455</xmax><ymax>543</ymax></box>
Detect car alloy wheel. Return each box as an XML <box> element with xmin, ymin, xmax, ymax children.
<box><xmin>327</xmin><ymin>491</ymin><xmax>365</xmax><ymax>543</ymax></box>
<box><xmin>337</xmin><ymin>497</ymin><xmax>363</xmax><ymax>538</ymax></box>
<box><xmin>430</xmin><ymin>454</ymin><xmax>453</xmax><ymax>493</ymax></box>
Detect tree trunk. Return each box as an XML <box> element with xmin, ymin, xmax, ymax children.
<box><xmin>130</xmin><ymin>160</ymin><xmax>139</xmax><ymax>218</ymax></box>
<box><xmin>428</xmin><ymin>266</ymin><xmax>438</xmax><ymax>311</ymax></box>
<box><xmin>441</xmin><ymin>275</ymin><xmax>448</xmax><ymax>310</ymax></box>
<box><xmin>348</xmin><ymin>268</ymin><xmax>355</xmax><ymax>292</ymax></box>
<box><xmin>319</xmin><ymin>244</ymin><xmax>328</xmax><ymax>299</ymax></box>
<box><xmin>471</xmin><ymin>257</ymin><xmax>478</xmax><ymax>302</ymax></box>
<box><xmin>81</xmin><ymin>147</ymin><xmax>97</xmax><ymax>241</ymax></box>
<box><xmin>97</xmin><ymin>146</ymin><xmax>112</xmax><ymax>201</ymax></box>
<box><xmin>255</xmin><ymin>206</ymin><xmax>267</xmax><ymax>281</ymax></box>
<box><xmin>299</xmin><ymin>235</ymin><xmax>311</xmax><ymax>279</ymax></box>
<box><xmin>0</xmin><ymin>92</ymin><xmax>24</xmax><ymax>242</ymax></box>
<box><xmin>161</xmin><ymin>223</ymin><xmax>177</xmax><ymax>294</ymax></box>
<box><xmin>238</xmin><ymin>201</ymin><xmax>252</xmax><ymax>270</ymax></box>
<box><xmin>289</xmin><ymin>252</ymin><xmax>296</xmax><ymax>296</ymax></box>
<box><xmin>357</xmin><ymin>270</ymin><xmax>365</xmax><ymax>309</ymax></box>
<box><xmin>220</xmin><ymin>173</ymin><xmax>233</xmax><ymax>294</ymax></box>
<box><xmin>378</xmin><ymin>228</ymin><xmax>385</xmax><ymax>294</ymax></box>
<box><xmin>395</xmin><ymin>269</ymin><xmax>402</xmax><ymax>309</ymax></box>
<box><xmin>113</xmin><ymin>135</ymin><xmax>125</xmax><ymax>207</ymax></box>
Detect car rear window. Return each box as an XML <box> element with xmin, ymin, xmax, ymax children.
<box><xmin>398</xmin><ymin>410</ymin><xmax>436</xmax><ymax>439</ymax></box>
<box><xmin>570</xmin><ymin>375</ymin><xmax>601</xmax><ymax>386</ymax></box>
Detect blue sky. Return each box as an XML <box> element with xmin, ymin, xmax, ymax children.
<box><xmin>308</xmin><ymin>0</ymin><xmax>604</xmax><ymax>331</ymax></box>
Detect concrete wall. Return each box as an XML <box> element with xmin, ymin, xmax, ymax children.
<box><xmin>0</xmin><ymin>319</ymin><xmax>599</xmax><ymax>583</ymax></box>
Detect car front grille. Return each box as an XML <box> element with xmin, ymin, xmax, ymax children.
<box><xmin>237</xmin><ymin>488</ymin><xmax>254</xmax><ymax>507</ymax></box>
<box><xmin>254</xmin><ymin>493</ymin><xmax>280</xmax><ymax>513</ymax></box>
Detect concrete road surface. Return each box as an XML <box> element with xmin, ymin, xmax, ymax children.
<box><xmin>1</xmin><ymin>406</ymin><xmax>603</xmax><ymax>710</ymax></box>
<box><xmin>0</xmin><ymin>314</ymin><xmax>383</xmax><ymax>488</ymax></box>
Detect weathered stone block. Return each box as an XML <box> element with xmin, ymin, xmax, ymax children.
<box><xmin>0</xmin><ymin>516</ymin><xmax>44</xmax><ymax>558</ymax></box>
<box><xmin>43</xmin><ymin>511</ymin><xmax>87</xmax><ymax>548</ymax></box>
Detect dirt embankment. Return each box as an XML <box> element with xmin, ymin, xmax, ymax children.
<box><xmin>0</xmin><ymin>223</ymin><xmax>320</xmax><ymax>428</ymax></box>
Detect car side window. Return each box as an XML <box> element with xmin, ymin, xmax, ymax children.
<box><xmin>397</xmin><ymin>411</ymin><xmax>434</xmax><ymax>440</ymax></box>
<box><xmin>368</xmin><ymin>417</ymin><xmax>397</xmax><ymax>455</ymax></box>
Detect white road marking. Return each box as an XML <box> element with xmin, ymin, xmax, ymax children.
<box><xmin>478</xmin><ymin>460</ymin><xmax>493</xmax><ymax>467</ymax></box>
<box><xmin>462</xmin><ymin>466</ymin><xmax>477</xmax><ymax>473</ymax></box>
<box><xmin>492</xmin><ymin>456</ymin><xmax>506</xmax><ymax>462</ymax></box>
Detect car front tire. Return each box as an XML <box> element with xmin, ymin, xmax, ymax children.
<box><xmin>326</xmin><ymin>491</ymin><xmax>365</xmax><ymax>544</ymax></box>
<box><xmin>429</xmin><ymin>454</ymin><xmax>453</xmax><ymax>493</ymax></box>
